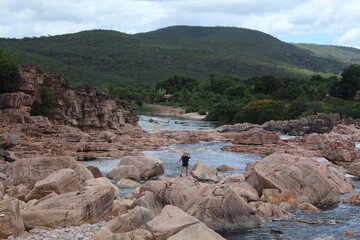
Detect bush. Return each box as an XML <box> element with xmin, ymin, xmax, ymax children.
<box><xmin>0</xmin><ymin>49</ymin><xmax>20</xmax><ymax>93</ymax></box>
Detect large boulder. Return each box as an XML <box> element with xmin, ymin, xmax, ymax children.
<box><xmin>322</xmin><ymin>137</ymin><xmax>360</xmax><ymax>167</ymax></box>
<box><xmin>231</xmin><ymin>128</ymin><xmax>280</xmax><ymax>145</ymax></box>
<box><xmin>348</xmin><ymin>159</ymin><xmax>360</xmax><ymax>177</ymax></box>
<box><xmin>146</xmin><ymin>205</ymin><xmax>200</xmax><ymax>240</ymax></box>
<box><xmin>0</xmin><ymin>182</ymin><xmax>4</xmax><ymax>200</ymax></box>
<box><xmin>218</xmin><ymin>174</ymin><xmax>259</xmax><ymax>202</ymax></box>
<box><xmin>141</xmin><ymin>176</ymin><xmax>204</xmax><ymax>208</ymax></box>
<box><xmin>249</xmin><ymin>153</ymin><xmax>353</xmax><ymax>204</ymax></box>
<box><xmin>86</xmin><ymin>166</ymin><xmax>103</xmax><ymax>178</ymax></box>
<box><xmin>107</xmin><ymin>165</ymin><xmax>140</xmax><ymax>181</ymax></box>
<box><xmin>0</xmin><ymin>198</ymin><xmax>25</xmax><ymax>238</ymax></box>
<box><xmin>167</xmin><ymin>222</ymin><xmax>226</xmax><ymax>240</ymax></box>
<box><xmin>25</xmin><ymin>169</ymin><xmax>83</xmax><ymax>201</ymax></box>
<box><xmin>0</xmin><ymin>92</ymin><xmax>33</xmax><ymax>112</ymax></box>
<box><xmin>6</xmin><ymin>156</ymin><xmax>93</xmax><ymax>185</ymax></box>
<box><xmin>190</xmin><ymin>162</ymin><xmax>219</xmax><ymax>182</ymax></box>
<box><xmin>22</xmin><ymin>183</ymin><xmax>117</xmax><ymax>229</ymax></box>
<box><xmin>119</xmin><ymin>155</ymin><xmax>164</xmax><ymax>179</ymax></box>
<box><xmin>183</xmin><ymin>185</ymin><xmax>261</xmax><ymax>232</ymax></box>
<box><xmin>104</xmin><ymin>206</ymin><xmax>155</xmax><ymax>233</ymax></box>
<box><xmin>134</xmin><ymin>191</ymin><xmax>162</xmax><ymax>216</ymax></box>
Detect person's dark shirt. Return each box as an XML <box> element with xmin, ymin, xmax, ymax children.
<box><xmin>181</xmin><ymin>155</ymin><xmax>190</xmax><ymax>165</ymax></box>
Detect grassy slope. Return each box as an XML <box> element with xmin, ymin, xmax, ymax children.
<box><xmin>295</xmin><ymin>43</ymin><xmax>360</xmax><ymax>66</ymax></box>
<box><xmin>0</xmin><ymin>26</ymin><xmax>352</xmax><ymax>87</ymax></box>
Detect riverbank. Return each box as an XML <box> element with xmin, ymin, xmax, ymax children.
<box><xmin>140</xmin><ymin>103</ymin><xmax>207</xmax><ymax>120</ymax></box>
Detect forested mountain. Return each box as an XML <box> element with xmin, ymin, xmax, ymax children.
<box><xmin>0</xmin><ymin>26</ymin><xmax>357</xmax><ymax>87</ymax></box>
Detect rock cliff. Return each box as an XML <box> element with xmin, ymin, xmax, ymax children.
<box><xmin>0</xmin><ymin>64</ymin><xmax>138</xmax><ymax>129</ymax></box>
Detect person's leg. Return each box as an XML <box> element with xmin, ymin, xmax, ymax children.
<box><xmin>185</xmin><ymin>166</ymin><xmax>188</xmax><ymax>176</ymax></box>
<box><xmin>180</xmin><ymin>166</ymin><xmax>184</xmax><ymax>177</ymax></box>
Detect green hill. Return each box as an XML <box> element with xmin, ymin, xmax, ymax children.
<box><xmin>0</xmin><ymin>26</ymin><xmax>355</xmax><ymax>87</ymax></box>
<box><xmin>295</xmin><ymin>43</ymin><xmax>360</xmax><ymax>65</ymax></box>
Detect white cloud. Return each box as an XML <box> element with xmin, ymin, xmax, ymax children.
<box><xmin>0</xmin><ymin>0</ymin><xmax>359</xmax><ymax>47</ymax></box>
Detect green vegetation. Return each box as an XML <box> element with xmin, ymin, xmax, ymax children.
<box><xmin>116</xmin><ymin>64</ymin><xmax>360</xmax><ymax>124</ymax></box>
<box><xmin>0</xmin><ymin>48</ymin><xmax>20</xmax><ymax>93</ymax></box>
<box><xmin>30</xmin><ymin>86</ymin><xmax>56</xmax><ymax>116</ymax></box>
<box><xmin>0</xmin><ymin>26</ymin><xmax>357</xmax><ymax>88</ymax></box>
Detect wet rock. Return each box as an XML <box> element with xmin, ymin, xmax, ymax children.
<box><xmin>86</xmin><ymin>166</ymin><xmax>103</xmax><ymax>178</ymax></box>
<box><xmin>216</xmin><ymin>164</ymin><xmax>235</xmax><ymax>171</ymax></box>
<box><xmin>190</xmin><ymin>162</ymin><xmax>219</xmax><ymax>182</ymax></box>
<box><xmin>25</xmin><ymin>168</ymin><xmax>83</xmax><ymax>201</ymax></box>
<box><xmin>105</xmin><ymin>206</ymin><xmax>155</xmax><ymax>233</ymax></box>
<box><xmin>249</xmin><ymin>202</ymin><xmax>284</xmax><ymax>218</ymax></box>
<box><xmin>183</xmin><ymin>185</ymin><xmax>261</xmax><ymax>232</ymax></box>
<box><xmin>250</xmin><ymin>153</ymin><xmax>353</xmax><ymax>205</ymax></box>
<box><xmin>343</xmin><ymin>192</ymin><xmax>360</xmax><ymax>205</ymax></box>
<box><xmin>348</xmin><ymin>160</ymin><xmax>360</xmax><ymax>177</ymax></box>
<box><xmin>297</xmin><ymin>203</ymin><xmax>320</xmax><ymax>212</ymax></box>
<box><xmin>107</xmin><ymin>165</ymin><xmax>140</xmax><ymax>181</ymax></box>
<box><xmin>119</xmin><ymin>154</ymin><xmax>164</xmax><ymax>180</ymax></box>
<box><xmin>146</xmin><ymin>205</ymin><xmax>200</xmax><ymax>240</ymax></box>
<box><xmin>0</xmin><ymin>198</ymin><xmax>25</xmax><ymax>238</ymax></box>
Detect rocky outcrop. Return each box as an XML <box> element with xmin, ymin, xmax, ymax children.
<box><xmin>246</xmin><ymin>153</ymin><xmax>353</xmax><ymax>204</ymax></box>
<box><xmin>6</xmin><ymin>156</ymin><xmax>93</xmax><ymax>186</ymax></box>
<box><xmin>0</xmin><ymin>198</ymin><xmax>25</xmax><ymax>238</ymax></box>
<box><xmin>231</xmin><ymin>128</ymin><xmax>280</xmax><ymax>145</ymax></box>
<box><xmin>343</xmin><ymin>192</ymin><xmax>360</xmax><ymax>205</ymax></box>
<box><xmin>0</xmin><ymin>64</ymin><xmax>138</xmax><ymax>129</ymax></box>
<box><xmin>22</xmin><ymin>181</ymin><xmax>117</xmax><ymax>229</ymax></box>
<box><xmin>183</xmin><ymin>185</ymin><xmax>261</xmax><ymax>232</ymax></box>
<box><xmin>107</xmin><ymin>165</ymin><xmax>140</xmax><ymax>181</ymax></box>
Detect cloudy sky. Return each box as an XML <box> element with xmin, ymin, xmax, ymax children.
<box><xmin>1</xmin><ymin>0</ymin><xmax>359</xmax><ymax>47</ymax></box>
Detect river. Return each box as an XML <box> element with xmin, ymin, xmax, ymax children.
<box><xmin>84</xmin><ymin>115</ymin><xmax>360</xmax><ymax>240</ymax></box>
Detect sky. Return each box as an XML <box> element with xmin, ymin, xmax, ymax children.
<box><xmin>0</xmin><ymin>0</ymin><xmax>359</xmax><ymax>48</ymax></box>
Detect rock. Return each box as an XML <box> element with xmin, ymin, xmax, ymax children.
<box><xmin>216</xmin><ymin>164</ymin><xmax>235</xmax><ymax>171</ymax></box>
<box><xmin>183</xmin><ymin>185</ymin><xmax>261</xmax><ymax>231</ymax></box>
<box><xmin>249</xmin><ymin>202</ymin><xmax>284</xmax><ymax>218</ymax></box>
<box><xmin>85</xmin><ymin>177</ymin><xmax>119</xmax><ymax>197</ymax></box>
<box><xmin>22</xmin><ymin>183</ymin><xmax>117</xmax><ymax>229</ymax></box>
<box><xmin>279</xmin><ymin>202</ymin><xmax>295</xmax><ymax>213</ymax></box>
<box><xmin>231</xmin><ymin>128</ymin><xmax>280</xmax><ymax>145</ymax></box>
<box><xmin>116</xmin><ymin>179</ymin><xmax>141</xmax><ymax>188</ymax></box>
<box><xmin>297</xmin><ymin>203</ymin><xmax>320</xmax><ymax>212</ymax></box>
<box><xmin>5</xmin><ymin>184</ymin><xmax>30</xmax><ymax>201</ymax></box>
<box><xmin>314</xmin><ymin>236</ymin><xmax>334</xmax><ymax>240</ymax></box>
<box><xmin>134</xmin><ymin>191</ymin><xmax>163</xmax><ymax>216</ymax></box>
<box><xmin>110</xmin><ymin>199</ymin><xmax>135</xmax><ymax>217</ymax></box>
<box><xmin>331</xmin><ymin>124</ymin><xmax>360</xmax><ymax>141</ymax></box>
<box><xmin>25</xmin><ymin>169</ymin><xmax>83</xmax><ymax>201</ymax></box>
<box><xmin>0</xmin><ymin>132</ymin><xmax>20</xmax><ymax>149</ymax></box>
<box><xmin>105</xmin><ymin>206</ymin><xmax>155</xmax><ymax>233</ymax></box>
<box><xmin>0</xmin><ymin>198</ymin><xmax>25</xmax><ymax>238</ymax></box>
<box><xmin>107</xmin><ymin>229</ymin><xmax>155</xmax><ymax>240</ymax></box>
<box><xmin>0</xmin><ymin>182</ymin><xmax>4</xmax><ymax>200</ymax></box>
<box><xmin>343</xmin><ymin>192</ymin><xmax>360</xmax><ymax>205</ymax></box>
<box><xmin>93</xmin><ymin>227</ymin><xmax>113</xmax><ymax>240</ymax></box>
<box><xmin>322</xmin><ymin>137</ymin><xmax>359</xmax><ymax>166</ymax></box>
<box><xmin>167</xmin><ymin>222</ymin><xmax>226</xmax><ymax>240</ymax></box>
<box><xmin>119</xmin><ymin>155</ymin><xmax>164</xmax><ymax>180</ymax></box>
<box><xmin>0</xmin><ymin>92</ymin><xmax>33</xmax><ymax>112</ymax></box>
<box><xmin>261</xmin><ymin>189</ymin><xmax>299</xmax><ymax>208</ymax></box>
<box><xmin>141</xmin><ymin>176</ymin><xmax>204</xmax><ymax>208</ymax></box>
<box><xmin>86</xmin><ymin>166</ymin><xmax>104</xmax><ymax>178</ymax></box>
<box><xmin>146</xmin><ymin>205</ymin><xmax>200</xmax><ymax>240</ymax></box>
<box><xmin>190</xmin><ymin>162</ymin><xmax>219</xmax><ymax>182</ymax></box>
<box><xmin>348</xmin><ymin>160</ymin><xmax>360</xmax><ymax>177</ymax></box>
<box><xmin>250</xmin><ymin>153</ymin><xmax>353</xmax><ymax>204</ymax></box>
<box><xmin>6</xmin><ymin>156</ymin><xmax>93</xmax><ymax>185</ymax></box>
<box><xmin>107</xmin><ymin>165</ymin><xmax>140</xmax><ymax>181</ymax></box>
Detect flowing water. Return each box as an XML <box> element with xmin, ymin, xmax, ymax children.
<box><xmin>83</xmin><ymin>115</ymin><xmax>360</xmax><ymax>240</ymax></box>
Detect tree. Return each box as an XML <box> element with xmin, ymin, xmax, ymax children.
<box><xmin>331</xmin><ymin>64</ymin><xmax>360</xmax><ymax>99</ymax></box>
<box><xmin>0</xmin><ymin>48</ymin><xmax>20</xmax><ymax>93</ymax></box>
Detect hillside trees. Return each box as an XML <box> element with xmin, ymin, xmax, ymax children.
<box><xmin>0</xmin><ymin>48</ymin><xmax>20</xmax><ymax>93</ymax></box>
<box><xmin>331</xmin><ymin>64</ymin><xmax>360</xmax><ymax>99</ymax></box>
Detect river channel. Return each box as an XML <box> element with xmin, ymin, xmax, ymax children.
<box><xmin>83</xmin><ymin>115</ymin><xmax>360</xmax><ymax>240</ymax></box>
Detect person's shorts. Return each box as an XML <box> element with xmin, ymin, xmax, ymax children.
<box><xmin>182</xmin><ymin>162</ymin><xmax>189</xmax><ymax>167</ymax></box>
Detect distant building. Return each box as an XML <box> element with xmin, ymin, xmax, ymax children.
<box><xmin>164</xmin><ymin>94</ymin><xmax>174</xmax><ymax>102</ymax></box>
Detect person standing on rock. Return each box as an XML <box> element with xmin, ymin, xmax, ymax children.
<box><xmin>178</xmin><ymin>151</ymin><xmax>191</xmax><ymax>177</ymax></box>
